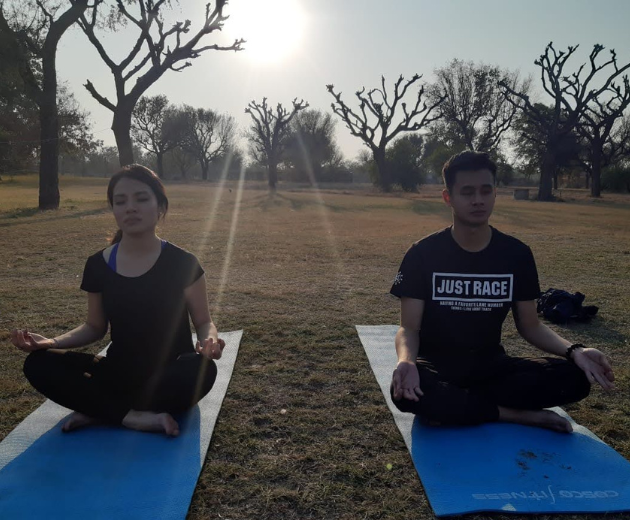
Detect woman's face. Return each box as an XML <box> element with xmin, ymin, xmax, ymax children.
<box><xmin>111</xmin><ymin>177</ymin><xmax>161</xmax><ymax>237</ymax></box>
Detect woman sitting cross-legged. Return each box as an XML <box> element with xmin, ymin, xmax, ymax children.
<box><xmin>11</xmin><ymin>164</ymin><xmax>223</xmax><ymax>437</ymax></box>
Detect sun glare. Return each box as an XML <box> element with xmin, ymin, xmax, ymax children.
<box><xmin>228</xmin><ymin>0</ymin><xmax>306</xmax><ymax>64</ymax></box>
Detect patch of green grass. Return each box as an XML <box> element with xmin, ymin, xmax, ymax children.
<box><xmin>1</xmin><ymin>176</ymin><xmax>629</xmax><ymax>519</ymax></box>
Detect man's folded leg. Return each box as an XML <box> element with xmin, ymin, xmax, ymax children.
<box><xmin>471</xmin><ymin>355</ymin><xmax>590</xmax><ymax>410</ymax></box>
<box><xmin>390</xmin><ymin>361</ymin><xmax>500</xmax><ymax>425</ymax></box>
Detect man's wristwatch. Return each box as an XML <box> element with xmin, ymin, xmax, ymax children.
<box><xmin>565</xmin><ymin>343</ymin><xmax>585</xmax><ymax>360</ymax></box>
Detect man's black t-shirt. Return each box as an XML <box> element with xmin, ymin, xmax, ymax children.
<box><xmin>390</xmin><ymin>227</ymin><xmax>540</xmax><ymax>361</ymax></box>
<box><xmin>81</xmin><ymin>242</ymin><xmax>204</xmax><ymax>382</ymax></box>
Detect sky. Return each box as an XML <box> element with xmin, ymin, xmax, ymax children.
<box><xmin>55</xmin><ymin>0</ymin><xmax>630</xmax><ymax>161</ymax></box>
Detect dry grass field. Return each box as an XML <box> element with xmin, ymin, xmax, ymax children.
<box><xmin>1</xmin><ymin>175</ymin><xmax>629</xmax><ymax>520</ymax></box>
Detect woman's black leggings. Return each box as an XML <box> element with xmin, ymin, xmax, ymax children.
<box><xmin>391</xmin><ymin>354</ymin><xmax>591</xmax><ymax>425</ymax></box>
<box><xmin>23</xmin><ymin>349</ymin><xmax>217</xmax><ymax>424</ymax></box>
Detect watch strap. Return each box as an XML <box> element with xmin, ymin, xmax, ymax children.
<box><xmin>565</xmin><ymin>343</ymin><xmax>584</xmax><ymax>360</ymax></box>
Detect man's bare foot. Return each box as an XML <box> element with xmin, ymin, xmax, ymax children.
<box><xmin>122</xmin><ymin>410</ymin><xmax>180</xmax><ymax>437</ymax></box>
<box><xmin>62</xmin><ymin>412</ymin><xmax>100</xmax><ymax>433</ymax></box>
<box><xmin>498</xmin><ymin>407</ymin><xmax>573</xmax><ymax>433</ymax></box>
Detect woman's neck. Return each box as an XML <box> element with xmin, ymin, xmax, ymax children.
<box><xmin>118</xmin><ymin>233</ymin><xmax>161</xmax><ymax>256</ymax></box>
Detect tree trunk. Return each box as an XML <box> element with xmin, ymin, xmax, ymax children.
<box><xmin>538</xmin><ymin>152</ymin><xmax>555</xmax><ymax>201</ymax></box>
<box><xmin>200</xmin><ymin>159</ymin><xmax>209</xmax><ymax>181</ymax></box>
<box><xmin>112</xmin><ymin>108</ymin><xmax>135</xmax><ymax>167</ymax></box>
<box><xmin>156</xmin><ymin>152</ymin><xmax>164</xmax><ymax>179</ymax></box>
<box><xmin>590</xmin><ymin>154</ymin><xmax>602</xmax><ymax>197</ymax></box>
<box><xmin>553</xmin><ymin>170</ymin><xmax>558</xmax><ymax>190</ymax></box>
<box><xmin>268</xmin><ymin>162</ymin><xmax>278</xmax><ymax>191</ymax></box>
<box><xmin>38</xmin><ymin>50</ymin><xmax>60</xmax><ymax>210</ymax></box>
<box><xmin>374</xmin><ymin>149</ymin><xmax>391</xmax><ymax>192</ymax></box>
<box><xmin>7</xmin><ymin>0</ymin><xmax>90</xmax><ymax>209</ymax></box>
<box><xmin>585</xmin><ymin>172</ymin><xmax>590</xmax><ymax>189</ymax></box>
<box><xmin>311</xmin><ymin>162</ymin><xmax>322</xmax><ymax>185</ymax></box>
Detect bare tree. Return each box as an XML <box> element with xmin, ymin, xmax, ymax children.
<box><xmin>166</xmin><ymin>140</ymin><xmax>196</xmax><ymax>180</ymax></box>
<box><xmin>179</xmin><ymin>106</ymin><xmax>236</xmax><ymax>181</ymax></box>
<box><xmin>511</xmin><ymin>104</ymin><xmax>581</xmax><ymax>189</ymax></box>
<box><xmin>132</xmin><ymin>95</ymin><xmax>180</xmax><ymax>178</ymax></box>
<box><xmin>327</xmin><ymin>75</ymin><xmax>444</xmax><ymax>191</ymax></box>
<box><xmin>575</xmin><ymin>80</ymin><xmax>630</xmax><ymax>196</ymax></box>
<box><xmin>245</xmin><ymin>97</ymin><xmax>308</xmax><ymax>191</ymax></box>
<box><xmin>429</xmin><ymin>59</ymin><xmax>530</xmax><ymax>152</ymax></box>
<box><xmin>500</xmin><ymin>42</ymin><xmax>630</xmax><ymax>200</ymax></box>
<box><xmin>78</xmin><ymin>0</ymin><xmax>243</xmax><ymax>167</ymax></box>
<box><xmin>0</xmin><ymin>0</ymin><xmax>90</xmax><ymax>209</ymax></box>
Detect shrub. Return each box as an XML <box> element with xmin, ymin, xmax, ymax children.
<box><xmin>602</xmin><ymin>164</ymin><xmax>630</xmax><ymax>193</ymax></box>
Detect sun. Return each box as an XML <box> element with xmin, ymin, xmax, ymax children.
<box><xmin>227</xmin><ymin>0</ymin><xmax>306</xmax><ymax>64</ymax></box>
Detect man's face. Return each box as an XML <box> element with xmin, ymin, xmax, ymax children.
<box><xmin>442</xmin><ymin>169</ymin><xmax>496</xmax><ymax>227</ymax></box>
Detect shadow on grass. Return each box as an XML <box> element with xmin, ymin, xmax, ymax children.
<box><xmin>556</xmin><ymin>195</ymin><xmax>630</xmax><ymax>211</ymax></box>
<box><xmin>411</xmin><ymin>200</ymin><xmax>451</xmax><ymax>219</ymax></box>
<box><xmin>0</xmin><ymin>207</ymin><xmax>41</xmax><ymax>219</ymax></box>
<box><xmin>551</xmin><ymin>319</ymin><xmax>628</xmax><ymax>348</ymax></box>
<box><xmin>491</xmin><ymin>206</ymin><xmax>542</xmax><ymax>227</ymax></box>
<box><xmin>244</xmin><ymin>192</ymin><xmax>283</xmax><ymax>212</ymax></box>
<box><xmin>0</xmin><ymin>207</ymin><xmax>109</xmax><ymax>227</ymax></box>
<box><xmin>248</xmin><ymin>192</ymin><xmax>351</xmax><ymax>213</ymax></box>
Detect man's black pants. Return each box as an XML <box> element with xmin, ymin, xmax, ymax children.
<box><xmin>391</xmin><ymin>354</ymin><xmax>590</xmax><ymax>425</ymax></box>
<box><xmin>23</xmin><ymin>349</ymin><xmax>217</xmax><ymax>424</ymax></box>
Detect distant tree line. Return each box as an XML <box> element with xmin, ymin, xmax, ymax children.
<box><xmin>1</xmin><ymin>0</ymin><xmax>629</xmax><ymax>206</ymax></box>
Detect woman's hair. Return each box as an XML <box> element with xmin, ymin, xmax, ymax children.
<box><xmin>107</xmin><ymin>164</ymin><xmax>169</xmax><ymax>244</ymax></box>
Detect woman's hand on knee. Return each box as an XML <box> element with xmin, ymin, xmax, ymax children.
<box><xmin>195</xmin><ymin>337</ymin><xmax>225</xmax><ymax>360</ymax></box>
<box><xmin>10</xmin><ymin>329</ymin><xmax>54</xmax><ymax>353</ymax></box>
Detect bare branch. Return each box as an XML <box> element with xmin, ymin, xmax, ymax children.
<box><xmin>77</xmin><ymin>8</ymin><xmax>118</xmax><ymax>72</ymax></box>
<box><xmin>501</xmin><ymin>41</ymin><xmax>630</xmax><ymax>198</ymax></box>
<box><xmin>75</xmin><ymin>0</ymin><xmax>244</xmax><ymax>165</ymax></box>
<box><xmin>245</xmin><ymin>97</ymin><xmax>309</xmax><ymax>188</ymax></box>
<box><xmin>84</xmin><ymin>79</ymin><xmax>116</xmax><ymax>111</ymax></box>
<box><xmin>432</xmin><ymin>59</ymin><xmax>529</xmax><ymax>152</ymax></box>
<box><xmin>34</xmin><ymin>0</ymin><xmax>53</xmax><ymax>22</ymax></box>
<box><xmin>327</xmin><ymin>75</ymin><xmax>444</xmax><ymax>189</ymax></box>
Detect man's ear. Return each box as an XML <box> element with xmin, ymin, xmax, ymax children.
<box><xmin>442</xmin><ymin>188</ymin><xmax>451</xmax><ymax>206</ymax></box>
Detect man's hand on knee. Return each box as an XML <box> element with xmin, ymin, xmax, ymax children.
<box><xmin>572</xmin><ymin>348</ymin><xmax>615</xmax><ymax>391</ymax></box>
<box><xmin>392</xmin><ymin>361</ymin><xmax>424</xmax><ymax>401</ymax></box>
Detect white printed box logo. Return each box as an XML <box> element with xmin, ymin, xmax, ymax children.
<box><xmin>433</xmin><ymin>273</ymin><xmax>513</xmax><ymax>303</ymax></box>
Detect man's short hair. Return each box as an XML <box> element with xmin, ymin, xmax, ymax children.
<box><xmin>442</xmin><ymin>151</ymin><xmax>497</xmax><ymax>192</ymax></box>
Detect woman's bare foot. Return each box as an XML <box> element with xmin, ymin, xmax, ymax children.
<box><xmin>62</xmin><ymin>412</ymin><xmax>100</xmax><ymax>433</ymax></box>
<box><xmin>122</xmin><ymin>410</ymin><xmax>180</xmax><ymax>437</ymax></box>
<box><xmin>498</xmin><ymin>407</ymin><xmax>573</xmax><ymax>433</ymax></box>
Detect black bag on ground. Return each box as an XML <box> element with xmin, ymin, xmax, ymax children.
<box><xmin>536</xmin><ymin>288</ymin><xmax>599</xmax><ymax>325</ymax></box>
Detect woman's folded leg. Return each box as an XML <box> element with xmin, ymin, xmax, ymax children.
<box><xmin>23</xmin><ymin>349</ymin><xmax>131</xmax><ymax>424</ymax></box>
<box><xmin>134</xmin><ymin>353</ymin><xmax>218</xmax><ymax>415</ymax></box>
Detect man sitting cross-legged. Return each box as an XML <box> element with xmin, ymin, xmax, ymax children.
<box><xmin>390</xmin><ymin>151</ymin><xmax>615</xmax><ymax>433</ymax></box>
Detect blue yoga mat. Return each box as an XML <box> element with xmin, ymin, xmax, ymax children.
<box><xmin>0</xmin><ymin>330</ymin><xmax>242</xmax><ymax>520</ymax></box>
<box><xmin>357</xmin><ymin>325</ymin><xmax>630</xmax><ymax>517</ymax></box>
